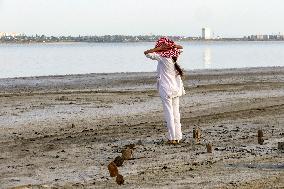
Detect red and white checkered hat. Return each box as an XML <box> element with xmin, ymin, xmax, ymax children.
<box><xmin>155</xmin><ymin>37</ymin><xmax>181</xmax><ymax>58</ymax></box>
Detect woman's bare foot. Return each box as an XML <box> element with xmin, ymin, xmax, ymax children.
<box><xmin>167</xmin><ymin>140</ymin><xmax>177</xmax><ymax>145</ymax></box>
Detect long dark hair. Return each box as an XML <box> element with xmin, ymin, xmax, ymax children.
<box><xmin>172</xmin><ymin>57</ymin><xmax>184</xmax><ymax>78</ymax></box>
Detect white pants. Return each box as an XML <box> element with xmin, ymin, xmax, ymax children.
<box><xmin>161</xmin><ymin>96</ymin><xmax>182</xmax><ymax>141</ymax></box>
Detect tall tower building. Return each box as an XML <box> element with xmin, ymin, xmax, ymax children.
<box><xmin>202</xmin><ymin>28</ymin><xmax>211</xmax><ymax>40</ymax></box>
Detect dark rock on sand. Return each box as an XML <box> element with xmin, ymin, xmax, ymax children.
<box><xmin>107</xmin><ymin>162</ymin><xmax>118</xmax><ymax>177</ymax></box>
<box><xmin>122</xmin><ymin>148</ymin><xmax>133</xmax><ymax>160</ymax></box>
<box><xmin>206</xmin><ymin>143</ymin><xmax>213</xmax><ymax>153</ymax></box>
<box><xmin>116</xmin><ymin>174</ymin><xmax>124</xmax><ymax>185</ymax></box>
<box><xmin>114</xmin><ymin>156</ymin><xmax>124</xmax><ymax>167</ymax></box>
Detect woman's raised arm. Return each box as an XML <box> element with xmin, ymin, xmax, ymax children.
<box><xmin>144</xmin><ymin>45</ymin><xmax>172</xmax><ymax>55</ymax></box>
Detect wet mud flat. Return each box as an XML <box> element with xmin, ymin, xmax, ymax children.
<box><xmin>0</xmin><ymin>67</ymin><xmax>283</xmax><ymax>189</ymax></box>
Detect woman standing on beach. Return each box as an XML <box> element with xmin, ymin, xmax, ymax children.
<box><xmin>144</xmin><ymin>37</ymin><xmax>185</xmax><ymax>144</ymax></box>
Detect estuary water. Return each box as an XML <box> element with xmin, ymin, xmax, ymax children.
<box><xmin>0</xmin><ymin>41</ymin><xmax>284</xmax><ymax>78</ymax></box>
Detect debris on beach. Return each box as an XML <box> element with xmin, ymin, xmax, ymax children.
<box><xmin>114</xmin><ymin>156</ymin><xmax>124</xmax><ymax>167</ymax></box>
<box><xmin>206</xmin><ymin>143</ymin><xmax>213</xmax><ymax>153</ymax></box>
<box><xmin>116</xmin><ymin>174</ymin><xmax>124</xmax><ymax>185</ymax></box>
<box><xmin>258</xmin><ymin>130</ymin><xmax>264</xmax><ymax>145</ymax></box>
<box><xmin>122</xmin><ymin>147</ymin><xmax>133</xmax><ymax>160</ymax></box>
<box><xmin>107</xmin><ymin>162</ymin><xmax>118</xmax><ymax>177</ymax></box>
<box><xmin>193</xmin><ymin>128</ymin><xmax>201</xmax><ymax>144</ymax></box>
<box><xmin>278</xmin><ymin>142</ymin><xmax>284</xmax><ymax>151</ymax></box>
<box><xmin>107</xmin><ymin>144</ymin><xmax>136</xmax><ymax>185</ymax></box>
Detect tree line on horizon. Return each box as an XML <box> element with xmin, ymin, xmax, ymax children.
<box><xmin>1</xmin><ymin>34</ymin><xmax>283</xmax><ymax>43</ymax></box>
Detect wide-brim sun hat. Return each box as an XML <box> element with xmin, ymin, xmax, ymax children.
<box><xmin>155</xmin><ymin>37</ymin><xmax>181</xmax><ymax>58</ymax></box>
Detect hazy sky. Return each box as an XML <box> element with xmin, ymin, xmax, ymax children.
<box><xmin>0</xmin><ymin>0</ymin><xmax>283</xmax><ymax>37</ymax></box>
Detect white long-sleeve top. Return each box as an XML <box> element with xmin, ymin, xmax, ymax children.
<box><xmin>145</xmin><ymin>52</ymin><xmax>186</xmax><ymax>99</ymax></box>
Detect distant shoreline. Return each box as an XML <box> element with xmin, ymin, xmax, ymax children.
<box><xmin>1</xmin><ymin>33</ymin><xmax>284</xmax><ymax>44</ymax></box>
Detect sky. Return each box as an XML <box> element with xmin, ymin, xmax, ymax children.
<box><xmin>0</xmin><ymin>0</ymin><xmax>283</xmax><ymax>37</ymax></box>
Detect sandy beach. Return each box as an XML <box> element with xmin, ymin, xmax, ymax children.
<box><xmin>0</xmin><ymin>67</ymin><xmax>283</xmax><ymax>189</ymax></box>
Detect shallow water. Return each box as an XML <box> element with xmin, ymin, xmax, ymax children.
<box><xmin>0</xmin><ymin>41</ymin><xmax>284</xmax><ymax>78</ymax></box>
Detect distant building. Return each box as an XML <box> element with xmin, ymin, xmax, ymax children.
<box><xmin>202</xmin><ymin>28</ymin><xmax>211</xmax><ymax>40</ymax></box>
<box><xmin>0</xmin><ymin>32</ymin><xmax>6</xmax><ymax>38</ymax></box>
<box><xmin>246</xmin><ymin>33</ymin><xmax>284</xmax><ymax>41</ymax></box>
<box><xmin>10</xmin><ymin>32</ymin><xmax>20</xmax><ymax>37</ymax></box>
<box><xmin>256</xmin><ymin>35</ymin><xmax>264</xmax><ymax>40</ymax></box>
<box><xmin>263</xmin><ymin>35</ymin><xmax>269</xmax><ymax>40</ymax></box>
<box><xmin>269</xmin><ymin>35</ymin><xmax>275</xmax><ymax>40</ymax></box>
<box><xmin>0</xmin><ymin>32</ymin><xmax>20</xmax><ymax>38</ymax></box>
